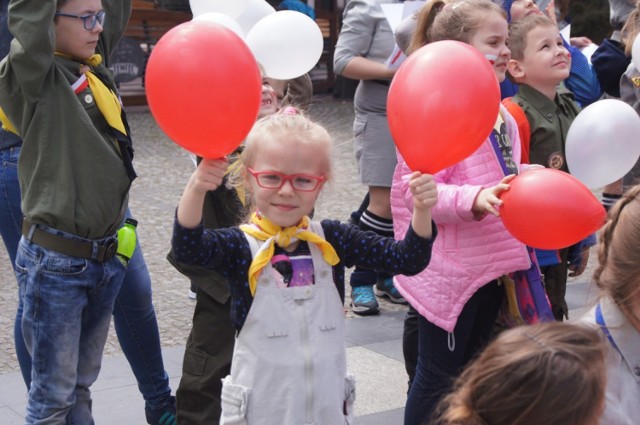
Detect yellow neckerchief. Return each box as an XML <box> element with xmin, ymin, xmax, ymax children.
<box><xmin>56</xmin><ymin>52</ymin><xmax>127</xmax><ymax>135</ymax></box>
<box><xmin>240</xmin><ymin>213</ymin><xmax>340</xmax><ymax>296</ymax></box>
<box><xmin>0</xmin><ymin>54</ymin><xmax>125</xmax><ymax>137</ymax></box>
<box><xmin>0</xmin><ymin>107</ymin><xmax>18</xmax><ymax>135</ymax></box>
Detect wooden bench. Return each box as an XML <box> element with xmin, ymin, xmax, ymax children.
<box><xmin>117</xmin><ymin>6</ymin><xmax>192</xmax><ymax>106</ymax></box>
<box><xmin>312</xmin><ymin>8</ymin><xmax>339</xmax><ymax>93</ymax></box>
<box><xmin>117</xmin><ymin>2</ymin><xmax>341</xmax><ymax>104</ymax></box>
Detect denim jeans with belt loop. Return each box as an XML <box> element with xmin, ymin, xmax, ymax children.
<box><xmin>16</xmin><ymin>224</ymin><xmax>126</xmax><ymax>425</ymax></box>
<box><xmin>3</xmin><ymin>159</ymin><xmax>172</xmax><ymax>413</ymax></box>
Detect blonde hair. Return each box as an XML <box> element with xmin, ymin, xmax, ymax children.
<box><xmin>435</xmin><ymin>322</ymin><xmax>607</xmax><ymax>425</ymax></box>
<box><xmin>593</xmin><ymin>184</ymin><xmax>640</xmax><ymax>315</ymax></box>
<box><xmin>508</xmin><ymin>14</ymin><xmax>557</xmax><ymax>61</ymax></box>
<box><xmin>408</xmin><ymin>0</ymin><xmax>506</xmax><ymax>55</ymax></box>
<box><xmin>622</xmin><ymin>2</ymin><xmax>640</xmax><ymax>56</ymax></box>
<box><xmin>227</xmin><ymin>111</ymin><xmax>333</xmax><ymax>213</ymax></box>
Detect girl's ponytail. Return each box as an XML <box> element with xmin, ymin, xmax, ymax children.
<box><xmin>407</xmin><ymin>0</ymin><xmax>506</xmax><ymax>55</ymax></box>
<box><xmin>593</xmin><ymin>185</ymin><xmax>640</xmax><ymax>313</ymax></box>
<box><xmin>622</xmin><ymin>3</ymin><xmax>640</xmax><ymax>56</ymax></box>
<box><xmin>408</xmin><ymin>0</ymin><xmax>447</xmax><ymax>55</ymax></box>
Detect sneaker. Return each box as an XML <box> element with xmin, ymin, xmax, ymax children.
<box><xmin>187</xmin><ymin>289</ymin><xmax>196</xmax><ymax>300</ymax></box>
<box><xmin>145</xmin><ymin>395</ymin><xmax>177</xmax><ymax>425</ymax></box>
<box><xmin>350</xmin><ymin>285</ymin><xmax>379</xmax><ymax>315</ymax></box>
<box><xmin>375</xmin><ymin>278</ymin><xmax>408</xmax><ymax>304</ymax></box>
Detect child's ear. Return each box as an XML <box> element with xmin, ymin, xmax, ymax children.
<box><xmin>507</xmin><ymin>59</ymin><xmax>525</xmax><ymax>80</ymax></box>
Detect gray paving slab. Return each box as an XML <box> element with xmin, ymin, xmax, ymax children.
<box><xmin>360</xmin><ymin>339</ymin><xmax>405</xmax><ymax>364</ymax></box>
<box><xmin>345</xmin><ymin>310</ymin><xmax>407</xmax><ymax>347</ymax></box>
<box><xmin>358</xmin><ymin>408</ymin><xmax>406</xmax><ymax>424</ymax></box>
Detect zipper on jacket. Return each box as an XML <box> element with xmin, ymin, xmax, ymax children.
<box><xmin>296</xmin><ymin>298</ymin><xmax>315</xmax><ymax>424</ymax></box>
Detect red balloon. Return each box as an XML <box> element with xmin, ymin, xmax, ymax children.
<box><xmin>145</xmin><ymin>21</ymin><xmax>261</xmax><ymax>158</ymax></box>
<box><xmin>388</xmin><ymin>40</ymin><xmax>500</xmax><ymax>174</ymax></box>
<box><xmin>499</xmin><ymin>169</ymin><xmax>606</xmax><ymax>249</ymax></box>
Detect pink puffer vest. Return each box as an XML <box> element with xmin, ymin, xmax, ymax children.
<box><xmin>390</xmin><ymin>105</ymin><xmax>530</xmax><ymax>332</ymax></box>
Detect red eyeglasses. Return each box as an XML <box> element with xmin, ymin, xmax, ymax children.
<box><xmin>247</xmin><ymin>168</ymin><xmax>326</xmax><ymax>192</ymax></box>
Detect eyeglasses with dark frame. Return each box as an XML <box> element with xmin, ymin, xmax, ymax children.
<box><xmin>247</xmin><ymin>168</ymin><xmax>326</xmax><ymax>192</ymax></box>
<box><xmin>55</xmin><ymin>10</ymin><xmax>106</xmax><ymax>31</ymax></box>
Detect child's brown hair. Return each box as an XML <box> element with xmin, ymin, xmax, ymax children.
<box><xmin>508</xmin><ymin>14</ymin><xmax>557</xmax><ymax>61</ymax></box>
<box><xmin>408</xmin><ymin>0</ymin><xmax>506</xmax><ymax>55</ymax></box>
<box><xmin>593</xmin><ymin>184</ymin><xmax>640</xmax><ymax>317</ymax></box>
<box><xmin>434</xmin><ymin>322</ymin><xmax>607</xmax><ymax>425</ymax></box>
<box><xmin>621</xmin><ymin>2</ymin><xmax>640</xmax><ymax>56</ymax></box>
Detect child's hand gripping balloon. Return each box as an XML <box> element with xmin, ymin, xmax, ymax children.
<box><xmin>473</xmin><ymin>174</ymin><xmax>516</xmax><ymax>218</ymax></box>
<box><xmin>178</xmin><ymin>158</ymin><xmax>229</xmax><ymax>228</ymax></box>
<box><xmin>188</xmin><ymin>158</ymin><xmax>229</xmax><ymax>194</ymax></box>
<box><xmin>408</xmin><ymin>171</ymin><xmax>438</xmax><ymax>239</ymax></box>
<box><xmin>408</xmin><ymin>172</ymin><xmax>438</xmax><ymax>211</ymax></box>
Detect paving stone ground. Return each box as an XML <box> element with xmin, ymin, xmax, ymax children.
<box><xmin>0</xmin><ymin>93</ymin><xmax>602</xmax><ymax>425</ymax></box>
<box><xmin>0</xmin><ymin>94</ymin><xmax>412</xmax><ymax>374</ymax></box>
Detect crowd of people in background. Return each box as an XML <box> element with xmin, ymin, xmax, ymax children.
<box><xmin>1</xmin><ymin>0</ymin><xmax>639</xmax><ymax>424</ymax></box>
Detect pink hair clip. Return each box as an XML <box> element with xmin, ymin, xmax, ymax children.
<box><xmin>281</xmin><ymin>106</ymin><xmax>299</xmax><ymax>115</ymax></box>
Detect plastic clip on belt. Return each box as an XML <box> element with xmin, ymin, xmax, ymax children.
<box><xmin>21</xmin><ymin>218</ymin><xmax>118</xmax><ymax>262</ymax></box>
<box><xmin>116</xmin><ymin>218</ymin><xmax>138</xmax><ymax>266</ymax></box>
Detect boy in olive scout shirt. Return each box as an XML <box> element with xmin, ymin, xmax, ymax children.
<box><xmin>507</xmin><ymin>13</ymin><xmax>593</xmax><ymax>321</ymax></box>
<box><xmin>0</xmin><ymin>1</ymin><xmax>135</xmax><ymax>423</ymax></box>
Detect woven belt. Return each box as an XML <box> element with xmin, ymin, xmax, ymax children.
<box><xmin>21</xmin><ymin>218</ymin><xmax>118</xmax><ymax>262</ymax></box>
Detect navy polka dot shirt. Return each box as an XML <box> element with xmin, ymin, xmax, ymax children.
<box><xmin>172</xmin><ymin>218</ymin><xmax>436</xmax><ymax>332</ymax></box>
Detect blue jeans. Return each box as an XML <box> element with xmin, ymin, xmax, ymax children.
<box><xmin>16</xmin><ymin>231</ymin><xmax>126</xmax><ymax>424</ymax></box>
<box><xmin>0</xmin><ymin>145</ymin><xmax>31</xmax><ymax>385</ymax></box>
<box><xmin>1</xmin><ymin>144</ymin><xmax>172</xmax><ymax>412</ymax></box>
<box><xmin>114</xmin><ymin>232</ymin><xmax>172</xmax><ymax>410</ymax></box>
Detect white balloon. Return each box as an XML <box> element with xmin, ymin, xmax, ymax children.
<box><xmin>189</xmin><ymin>0</ymin><xmax>250</xmax><ymax>19</ymax></box>
<box><xmin>193</xmin><ymin>12</ymin><xmax>244</xmax><ymax>38</ymax></box>
<box><xmin>566</xmin><ymin>99</ymin><xmax>640</xmax><ymax>189</ymax></box>
<box><xmin>632</xmin><ymin>33</ymin><xmax>640</xmax><ymax>72</ymax></box>
<box><xmin>236</xmin><ymin>0</ymin><xmax>276</xmax><ymax>36</ymax></box>
<box><xmin>245</xmin><ymin>11</ymin><xmax>324</xmax><ymax>80</ymax></box>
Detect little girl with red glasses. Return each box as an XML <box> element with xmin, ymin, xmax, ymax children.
<box><xmin>171</xmin><ymin>109</ymin><xmax>438</xmax><ymax>424</ymax></box>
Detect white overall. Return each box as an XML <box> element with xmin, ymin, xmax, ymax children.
<box><xmin>220</xmin><ymin>223</ymin><xmax>356</xmax><ymax>425</ymax></box>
